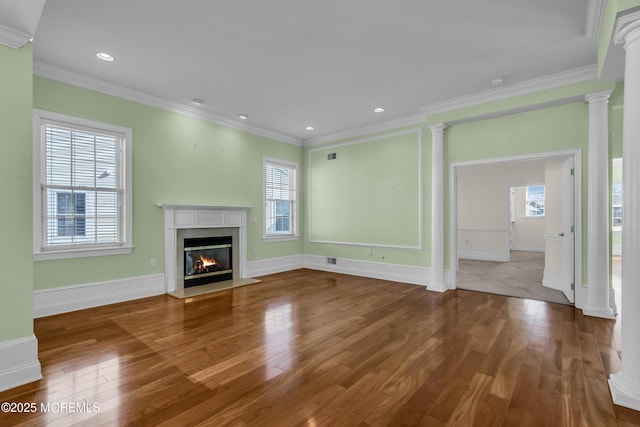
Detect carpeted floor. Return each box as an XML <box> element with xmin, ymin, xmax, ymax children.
<box><xmin>457</xmin><ymin>250</ymin><xmax>572</xmax><ymax>305</ymax></box>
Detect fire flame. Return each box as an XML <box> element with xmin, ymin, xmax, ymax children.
<box><xmin>200</xmin><ymin>255</ymin><xmax>217</xmax><ymax>268</ymax></box>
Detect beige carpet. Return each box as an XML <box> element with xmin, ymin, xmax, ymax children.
<box><xmin>457</xmin><ymin>250</ymin><xmax>572</xmax><ymax>305</ymax></box>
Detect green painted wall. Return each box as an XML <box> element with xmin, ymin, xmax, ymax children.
<box><xmin>33</xmin><ymin>77</ymin><xmax>303</xmax><ymax>290</ymax></box>
<box><xmin>303</xmin><ymin>126</ymin><xmax>431</xmax><ymax>267</ymax></box>
<box><xmin>308</xmin><ymin>131</ymin><xmax>421</xmax><ymax>247</ymax></box>
<box><xmin>0</xmin><ymin>45</ymin><xmax>35</xmax><ymax>340</ymax></box>
<box><xmin>610</xmin><ymin>82</ymin><xmax>624</xmax><ymax>158</ymax></box>
<box><xmin>618</xmin><ymin>0</ymin><xmax>640</xmax><ymax>11</ymax></box>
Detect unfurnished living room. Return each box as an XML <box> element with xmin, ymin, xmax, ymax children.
<box><xmin>1</xmin><ymin>1</ymin><xmax>640</xmax><ymax>426</ymax></box>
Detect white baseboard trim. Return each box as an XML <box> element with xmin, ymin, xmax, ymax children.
<box><xmin>246</xmin><ymin>255</ymin><xmax>304</xmax><ymax>277</ymax></box>
<box><xmin>303</xmin><ymin>255</ymin><xmax>430</xmax><ymax>286</ymax></box>
<box><xmin>33</xmin><ymin>274</ymin><xmax>165</xmax><ymax>318</ymax></box>
<box><xmin>610</xmin><ymin>372</ymin><xmax>640</xmax><ymax>411</ymax></box>
<box><xmin>574</xmin><ymin>284</ymin><xmax>587</xmax><ymax>310</ymax></box>
<box><xmin>610</xmin><ymin>287</ymin><xmax>618</xmax><ymax>316</ymax></box>
<box><xmin>458</xmin><ymin>248</ymin><xmax>509</xmax><ymax>262</ymax></box>
<box><xmin>0</xmin><ymin>335</ymin><xmax>42</xmax><ymax>392</ymax></box>
<box><xmin>511</xmin><ymin>247</ymin><xmax>544</xmax><ymax>253</ymax></box>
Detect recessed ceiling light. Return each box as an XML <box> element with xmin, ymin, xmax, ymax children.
<box><xmin>374</xmin><ymin>107</ymin><xmax>385</xmax><ymax>113</ymax></box>
<box><xmin>305</xmin><ymin>126</ymin><xmax>314</xmax><ymax>131</ymax></box>
<box><xmin>238</xmin><ymin>113</ymin><xmax>249</xmax><ymax>120</ymax></box>
<box><xmin>192</xmin><ymin>98</ymin><xmax>205</xmax><ymax>105</ymax></box>
<box><xmin>96</xmin><ymin>52</ymin><xmax>115</xmax><ymax>62</ymax></box>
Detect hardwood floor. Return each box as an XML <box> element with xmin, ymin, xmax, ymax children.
<box><xmin>1</xmin><ymin>269</ymin><xmax>639</xmax><ymax>426</ymax></box>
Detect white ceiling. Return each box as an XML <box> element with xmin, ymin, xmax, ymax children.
<box><xmin>28</xmin><ymin>0</ymin><xmax>598</xmax><ymax>143</ymax></box>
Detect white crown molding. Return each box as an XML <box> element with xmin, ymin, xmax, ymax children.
<box><xmin>303</xmin><ymin>112</ymin><xmax>425</xmax><ymax>147</ymax></box>
<box><xmin>33</xmin><ymin>61</ymin><xmax>303</xmax><ymax>147</ymax></box>
<box><xmin>0</xmin><ymin>23</ymin><xmax>31</xmax><ymax>49</ymax></box>
<box><xmin>419</xmin><ymin>64</ymin><xmax>599</xmax><ymax>117</ymax></box>
<box><xmin>585</xmin><ymin>0</ymin><xmax>607</xmax><ymax>40</ymax></box>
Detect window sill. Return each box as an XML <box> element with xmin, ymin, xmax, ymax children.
<box><xmin>33</xmin><ymin>245</ymin><xmax>133</xmax><ymax>261</ymax></box>
<box><xmin>523</xmin><ymin>216</ymin><xmax>545</xmax><ymax>219</ymax></box>
<box><xmin>262</xmin><ymin>235</ymin><xmax>299</xmax><ymax>243</ymax></box>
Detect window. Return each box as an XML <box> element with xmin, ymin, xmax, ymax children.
<box><xmin>33</xmin><ymin>110</ymin><xmax>132</xmax><ymax>260</ymax></box>
<box><xmin>57</xmin><ymin>192</ymin><xmax>86</xmax><ymax>237</ymax></box>
<box><xmin>613</xmin><ymin>182</ymin><xmax>622</xmax><ymax>228</ymax></box>
<box><xmin>525</xmin><ymin>185</ymin><xmax>545</xmax><ymax>217</ymax></box>
<box><xmin>264</xmin><ymin>158</ymin><xmax>297</xmax><ymax>239</ymax></box>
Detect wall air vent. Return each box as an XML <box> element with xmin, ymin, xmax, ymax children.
<box><xmin>327</xmin><ymin>257</ymin><xmax>337</xmax><ymax>264</ymax></box>
<box><xmin>327</xmin><ymin>153</ymin><xmax>337</xmax><ymax>160</ymax></box>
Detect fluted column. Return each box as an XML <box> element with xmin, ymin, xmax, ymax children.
<box><xmin>584</xmin><ymin>90</ymin><xmax>615</xmax><ymax>319</ymax></box>
<box><xmin>429</xmin><ymin>123</ymin><xmax>447</xmax><ymax>292</ymax></box>
<box><xmin>609</xmin><ymin>11</ymin><xmax>640</xmax><ymax>411</ymax></box>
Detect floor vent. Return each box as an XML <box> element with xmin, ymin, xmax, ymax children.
<box><xmin>327</xmin><ymin>257</ymin><xmax>337</xmax><ymax>265</ymax></box>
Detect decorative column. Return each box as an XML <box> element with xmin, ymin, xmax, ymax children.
<box><xmin>609</xmin><ymin>11</ymin><xmax>640</xmax><ymax>411</ymax></box>
<box><xmin>429</xmin><ymin>123</ymin><xmax>447</xmax><ymax>292</ymax></box>
<box><xmin>584</xmin><ymin>90</ymin><xmax>615</xmax><ymax>319</ymax></box>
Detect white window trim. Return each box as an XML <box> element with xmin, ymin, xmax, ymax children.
<box><xmin>32</xmin><ymin>109</ymin><xmax>133</xmax><ymax>261</ymax></box>
<box><xmin>263</xmin><ymin>157</ymin><xmax>299</xmax><ymax>242</ymax></box>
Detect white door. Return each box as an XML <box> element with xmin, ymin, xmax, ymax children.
<box><xmin>543</xmin><ymin>157</ymin><xmax>575</xmax><ymax>302</ymax></box>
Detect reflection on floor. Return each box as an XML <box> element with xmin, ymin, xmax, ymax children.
<box><xmin>457</xmin><ymin>250</ymin><xmax>571</xmax><ymax>305</ymax></box>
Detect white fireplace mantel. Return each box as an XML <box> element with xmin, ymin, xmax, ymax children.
<box><xmin>158</xmin><ymin>204</ymin><xmax>251</xmax><ymax>293</ymax></box>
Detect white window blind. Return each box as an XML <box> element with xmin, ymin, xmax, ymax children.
<box><xmin>264</xmin><ymin>160</ymin><xmax>297</xmax><ymax>236</ymax></box>
<box><xmin>41</xmin><ymin>122</ymin><xmax>123</xmax><ymax>248</ymax></box>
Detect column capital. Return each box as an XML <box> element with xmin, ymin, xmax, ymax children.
<box><xmin>614</xmin><ymin>10</ymin><xmax>640</xmax><ymax>47</ymax></box>
<box><xmin>429</xmin><ymin>123</ymin><xmax>447</xmax><ymax>133</ymax></box>
<box><xmin>585</xmin><ymin>90</ymin><xmax>612</xmax><ymax>104</ymax></box>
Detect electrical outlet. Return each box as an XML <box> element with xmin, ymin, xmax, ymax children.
<box><xmin>150</xmin><ymin>258</ymin><xmax>157</xmax><ymax>268</ymax></box>
<box><xmin>253</xmin><ymin>247</ymin><xmax>258</xmax><ymax>256</ymax></box>
<box><xmin>367</xmin><ymin>248</ymin><xmax>372</xmax><ymax>256</ymax></box>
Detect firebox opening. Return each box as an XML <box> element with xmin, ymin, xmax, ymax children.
<box><xmin>183</xmin><ymin>236</ymin><xmax>233</xmax><ymax>288</ymax></box>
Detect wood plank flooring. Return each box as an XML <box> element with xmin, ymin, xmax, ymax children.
<box><xmin>1</xmin><ymin>269</ymin><xmax>638</xmax><ymax>426</ymax></box>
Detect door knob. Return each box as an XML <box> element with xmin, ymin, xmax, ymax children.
<box><xmin>558</xmin><ymin>232</ymin><xmax>565</xmax><ymax>237</ymax></box>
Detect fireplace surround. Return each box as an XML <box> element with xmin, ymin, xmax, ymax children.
<box><xmin>159</xmin><ymin>204</ymin><xmax>252</xmax><ymax>295</ymax></box>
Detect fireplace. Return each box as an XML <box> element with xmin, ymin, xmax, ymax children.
<box><xmin>159</xmin><ymin>204</ymin><xmax>253</xmax><ymax>296</ymax></box>
<box><xmin>176</xmin><ymin>226</ymin><xmax>240</xmax><ymax>292</ymax></box>
<box><xmin>183</xmin><ymin>235</ymin><xmax>233</xmax><ymax>288</ymax></box>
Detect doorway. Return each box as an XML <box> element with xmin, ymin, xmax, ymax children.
<box><xmin>450</xmin><ymin>150</ymin><xmax>581</xmax><ymax>305</ymax></box>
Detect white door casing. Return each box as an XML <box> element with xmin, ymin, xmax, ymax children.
<box><xmin>542</xmin><ymin>157</ymin><xmax>575</xmax><ymax>302</ymax></box>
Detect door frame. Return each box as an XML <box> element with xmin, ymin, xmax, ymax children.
<box><xmin>449</xmin><ymin>148</ymin><xmax>583</xmax><ymax>307</ymax></box>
